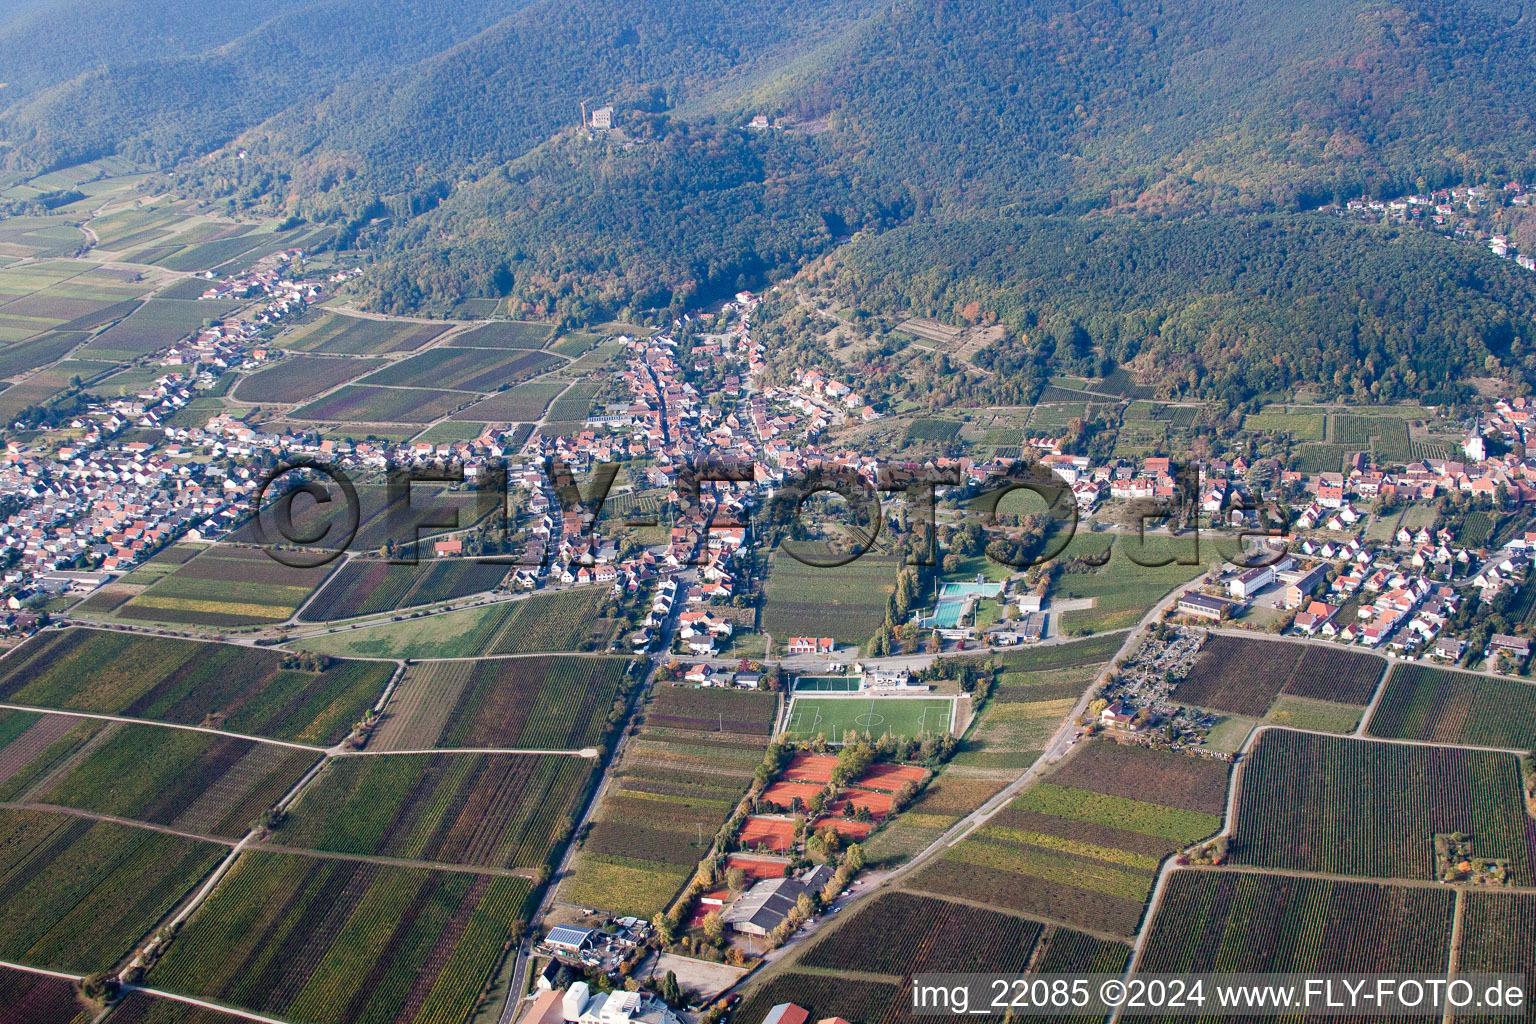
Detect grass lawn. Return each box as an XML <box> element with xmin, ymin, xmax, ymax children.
<box><xmin>1052</xmin><ymin>532</ymin><xmax>1204</xmax><ymax>634</ymax></box>
<box><xmin>1203</xmin><ymin>716</ymin><xmax>1256</xmax><ymax>753</ymax></box>
<box><xmin>1266</xmin><ymin>695</ymin><xmax>1362</xmax><ymax>733</ymax></box>
<box><xmin>783</xmin><ymin>696</ymin><xmax>955</xmax><ymax>742</ymax></box>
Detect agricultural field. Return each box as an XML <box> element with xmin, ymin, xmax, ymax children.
<box><xmin>272</xmin><ymin>753</ymin><xmax>593</xmax><ymax>869</ymax></box>
<box><xmin>278</xmin><ymin>313</ymin><xmax>449</xmax><ymax>354</ymax></box>
<box><xmin>296</xmin><ymin>586</ymin><xmax>618</xmax><ymax>659</ymax></box>
<box><xmin>228</xmin><ymin>481</ymin><xmax>491</xmax><ymax>556</ymax></box>
<box><xmin>1242</xmin><ymin>407</ymin><xmax>1326</xmax><ymax>439</ymax></box>
<box><xmin>761</xmin><ymin>546</ymin><xmax>902</xmax><ymax>648</ymax></box>
<box><xmin>1454</xmin><ymin>891</ymin><xmax>1535</xmax><ymax>1022</ymax></box>
<box><xmin>1367</xmin><ymin>663</ymin><xmax>1536</xmax><ymax>750</ymax></box>
<box><xmin>1231</xmin><ymin>730</ymin><xmax>1534</xmax><ymax>883</ymax></box>
<box><xmin>0</xmin><ymin>966</ymin><xmax>89</xmax><ymax>1024</ymax></box>
<box><xmin>1265</xmin><ymin>694</ymin><xmax>1363</xmax><ymax>733</ymax></box>
<box><xmin>447</xmin><ymin>378</ymin><xmax>569</xmax><ymax>421</ymax></box>
<box><xmin>993</xmin><ymin>633</ymin><xmax>1123</xmax><ymax>672</ymax></box>
<box><xmin>110</xmin><ymin>545</ymin><xmax>331</xmax><ymax>626</ymax></box>
<box><xmin>951</xmin><ymin>664</ymin><xmax>1095</xmax><ymax>773</ymax></box>
<box><xmin>0</xmin><ymin>216</ymin><xmax>87</xmax><ymax>258</ymax></box>
<box><xmin>561</xmin><ymin>685</ymin><xmax>778</xmax><ymax>918</ymax></box>
<box><xmin>861</xmin><ymin>775</ymin><xmax>1006</xmax><ymax>866</ymax></box>
<box><xmin>0</xmin><ymin>808</ymin><xmax>226</xmax><ymax>974</ymax></box>
<box><xmin>0</xmin><ymin>711</ymin><xmax>318</xmax><ymax>839</ymax></box>
<box><xmin>742</xmin><ymin>921</ymin><xmax>1125</xmax><ymax>1024</ymax></box>
<box><xmin>1050</xmin><ymin>533</ymin><xmax>1205</xmax><ymax>634</ymax></box>
<box><xmin>0</xmin><ymin>329</ymin><xmax>88</xmax><ymax>377</ymax></box>
<box><xmin>911</xmin><ymin>741</ymin><xmax>1226</xmax><ymax>936</ymax></box>
<box><xmin>1137</xmin><ymin>871</ymin><xmax>1453</xmax><ymax>977</ymax></box>
<box><xmin>370</xmin><ymin>656</ymin><xmax>632</xmax><ymax>750</ymax></box>
<box><xmin>0</xmin><ymin>628</ymin><xmax>392</xmax><ymax>745</ymax></box>
<box><xmin>409</xmin><ymin>420</ymin><xmax>491</xmax><ymax>444</ymax></box>
<box><xmin>81</xmin><ymin>298</ymin><xmax>230</xmax><ymax>360</ymax></box>
<box><xmin>1173</xmin><ymin>636</ymin><xmax>1384</xmax><ymax>716</ymax></box>
<box><xmin>906</xmin><ymin>418</ymin><xmax>962</xmax><ymax>442</ymax></box>
<box><xmin>298</xmin><ymin>558</ymin><xmax>507</xmax><ymax>620</ymax></box>
<box><xmin>292</xmin><ymin>384</ymin><xmax>470</xmax><ymax>423</ymax></box>
<box><xmin>802</xmin><ymin>891</ymin><xmax>1042</xmax><ymax>975</ymax></box>
<box><xmin>234</xmin><ymin>356</ymin><xmax>385</xmax><ymax>403</ymax></box>
<box><xmin>782</xmin><ymin>696</ymin><xmax>955</xmax><ymax>742</ymax></box>
<box><xmin>1331</xmin><ymin>413</ymin><xmax>1413</xmax><ymax>463</ymax></box>
<box><xmin>734</xmin><ymin>976</ymin><xmax>905</xmax><ymax>1024</ymax></box>
<box><xmin>98</xmin><ymin>991</ymin><xmax>253</xmax><ymax>1024</ymax></box>
<box><xmin>359</xmin><ymin>347</ymin><xmax>560</xmax><ymax>391</ymax></box>
<box><xmin>452</xmin><ymin>321</ymin><xmax>554</xmax><ymax>348</ymax></box>
<box><xmin>543</xmin><ymin>380</ymin><xmax>601</xmax><ymax>424</ymax></box>
<box><xmin>147</xmin><ymin>850</ymin><xmax>533</xmax><ymax>1024</ymax></box>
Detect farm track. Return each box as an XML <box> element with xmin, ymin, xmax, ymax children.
<box><xmin>335</xmin><ymin>747</ymin><xmax>598</xmax><ymax>757</ymax></box>
<box><xmin>247</xmin><ymin>841</ymin><xmax>540</xmax><ymax>879</ymax></box>
<box><xmin>0</xmin><ymin>702</ymin><xmax>329</xmax><ymax>752</ymax></box>
<box><xmin>0</xmin><ymin>800</ymin><xmax>235</xmax><ymax>846</ymax></box>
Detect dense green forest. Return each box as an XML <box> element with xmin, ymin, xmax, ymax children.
<box><xmin>808</xmin><ymin>215</ymin><xmax>1536</xmax><ymax>402</ymax></box>
<box><xmin>0</xmin><ymin>0</ymin><xmax>535</xmax><ymax>169</ymax></box>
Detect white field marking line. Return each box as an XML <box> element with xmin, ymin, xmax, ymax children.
<box><xmin>0</xmin><ymin>704</ymin><xmax>326</xmax><ymax>752</ymax></box>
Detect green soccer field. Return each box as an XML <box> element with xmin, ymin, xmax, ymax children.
<box><xmin>783</xmin><ymin>696</ymin><xmax>955</xmax><ymax>742</ymax></box>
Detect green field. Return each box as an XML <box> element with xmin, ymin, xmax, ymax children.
<box><xmin>1051</xmin><ymin>532</ymin><xmax>1204</xmax><ymax>633</ymax></box>
<box><xmin>0</xmin><ymin>808</ymin><xmax>225</xmax><ymax>974</ymax></box>
<box><xmin>295</xmin><ymin>586</ymin><xmax>618</xmax><ymax>658</ymax></box>
<box><xmin>452</xmin><ymin>320</ymin><xmax>554</xmax><ymax>348</ymax></box>
<box><xmin>784</xmin><ymin>696</ymin><xmax>955</xmax><ymax>742</ymax></box>
<box><xmin>951</xmin><ymin>663</ymin><xmax>1097</xmax><ymax>772</ymax></box>
<box><xmin>761</xmin><ymin>546</ymin><xmax>901</xmax><ymax>647</ymax></box>
<box><xmin>561</xmin><ymin>685</ymin><xmax>777</xmax><ymax>917</ymax></box>
<box><xmin>359</xmin><ymin>346</ymin><xmax>560</xmax><ymax>391</ymax></box>
<box><xmin>111</xmin><ymin>545</ymin><xmax>331</xmax><ymax>625</ymax></box>
<box><xmin>234</xmin><ymin>355</ymin><xmax>385</xmax><ymax>403</ymax></box>
<box><xmin>793</xmin><ymin>675</ymin><xmax>863</xmax><ymax>692</ymax></box>
<box><xmin>147</xmin><ymin>850</ymin><xmax>533</xmax><ymax>1024</ymax></box>
<box><xmin>0</xmin><ymin>711</ymin><xmax>318</xmax><ymax>838</ymax></box>
<box><xmin>278</xmin><ymin>313</ymin><xmax>449</xmax><ymax>354</ymax></box>
<box><xmin>272</xmin><ymin>753</ymin><xmax>594</xmax><ymax>869</ymax></box>
<box><xmin>1242</xmin><ymin>408</ymin><xmax>1326</xmax><ymax>439</ymax></box>
<box><xmin>0</xmin><ymin>628</ymin><xmax>392</xmax><ymax>745</ymax></box>
<box><xmin>912</xmin><ymin>741</ymin><xmax>1226</xmax><ymax>936</ymax></box>
<box><xmin>447</xmin><ymin>377</ymin><xmax>570</xmax><ymax>422</ymax></box>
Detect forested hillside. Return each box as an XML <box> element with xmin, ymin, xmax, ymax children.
<box><xmin>0</xmin><ymin>0</ymin><xmax>535</xmax><ymax>169</ymax></box>
<box><xmin>2</xmin><ymin>0</ymin><xmax>1535</xmax><ymax>397</ymax></box>
<box><xmin>808</xmin><ymin>215</ymin><xmax>1536</xmax><ymax>402</ymax></box>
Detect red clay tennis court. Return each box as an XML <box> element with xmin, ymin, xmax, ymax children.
<box><xmin>826</xmin><ymin>788</ymin><xmax>894</xmax><ymax>818</ymax></box>
<box><xmin>761</xmin><ymin>780</ymin><xmax>826</xmax><ymax>807</ymax></box>
<box><xmin>738</xmin><ymin>816</ymin><xmax>795</xmax><ymax>852</ymax></box>
<box><xmin>725</xmin><ymin>854</ymin><xmax>787</xmax><ymax>879</ymax></box>
<box><xmin>853</xmin><ymin>762</ymin><xmax>927</xmax><ymax>791</ymax></box>
<box><xmin>783</xmin><ymin>752</ymin><xmax>838</xmax><ymax>784</ymax></box>
<box><xmin>811</xmin><ymin>816</ymin><xmax>875</xmax><ymax>839</ymax></box>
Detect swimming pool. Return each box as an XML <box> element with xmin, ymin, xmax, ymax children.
<box><xmin>929</xmin><ymin>597</ymin><xmax>967</xmax><ymax>627</ymax></box>
<box><xmin>939</xmin><ymin>581</ymin><xmax>1002</xmax><ymax>599</ymax></box>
